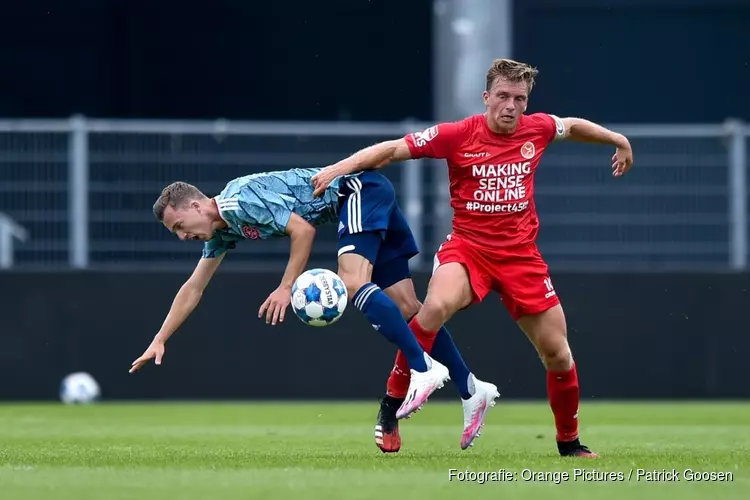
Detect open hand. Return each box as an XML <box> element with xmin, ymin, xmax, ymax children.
<box><xmin>612</xmin><ymin>141</ymin><xmax>634</xmax><ymax>177</ymax></box>
<box><xmin>311</xmin><ymin>167</ymin><xmax>338</xmax><ymax>198</ymax></box>
<box><xmin>259</xmin><ymin>285</ymin><xmax>292</xmax><ymax>325</ymax></box>
<box><xmin>129</xmin><ymin>340</ymin><xmax>165</xmax><ymax>373</ymax></box>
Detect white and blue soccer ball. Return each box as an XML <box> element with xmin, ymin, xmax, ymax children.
<box><xmin>291</xmin><ymin>268</ymin><xmax>348</xmax><ymax>327</ymax></box>
<box><xmin>60</xmin><ymin>372</ymin><xmax>101</xmax><ymax>405</ymax></box>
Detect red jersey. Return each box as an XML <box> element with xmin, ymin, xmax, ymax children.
<box><xmin>404</xmin><ymin>113</ymin><xmax>565</xmax><ymax>250</ymax></box>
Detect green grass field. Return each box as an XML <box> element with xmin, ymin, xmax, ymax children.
<box><xmin>0</xmin><ymin>401</ymin><xmax>748</xmax><ymax>499</ymax></box>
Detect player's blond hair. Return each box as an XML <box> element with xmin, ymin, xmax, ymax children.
<box><xmin>153</xmin><ymin>181</ymin><xmax>206</xmax><ymax>221</ymax></box>
<box><xmin>485</xmin><ymin>58</ymin><xmax>539</xmax><ymax>93</ymax></box>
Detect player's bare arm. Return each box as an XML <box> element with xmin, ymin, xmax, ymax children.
<box><xmin>560</xmin><ymin>117</ymin><xmax>634</xmax><ymax>177</ymax></box>
<box><xmin>129</xmin><ymin>254</ymin><xmax>225</xmax><ymax>373</ymax></box>
<box><xmin>259</xmin><ymin>213</ymin><xmax>317</xmax><ymax>325</ymax></box>
<box><xmin>311</xmin><ymin>139</ymin><xmax>412</xmax><ymax>197</ymax></box>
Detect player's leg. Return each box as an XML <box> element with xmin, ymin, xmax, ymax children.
<box><xmin>499</xmin><ymin>248</ymin><xmax>597</xmax><ymax>458</ymax></box>
<box><xmin>382</xmin><ymin>279</ymin><xmax>430</xmax><ymax>401</ymax></box>
<box><xmin>373</xmin><ymin>262</ymin><xmax>475</xmax><ymax>452</ymax></box>
<box><xmin>384</xmin><ymin>274</ymin><xmax>483</xmax><ymax>403</ymax></box>
<box><xmin>516</xmin><ymin>305</ymin><xmax>596</xmax><ymax>458</ymax></box>
<box><xmin>337</xmin><ymin>250</ymin><xmax>433</xmax><ymax>373</ymax></box>
<box><xmin>336</xmin><ymin>174</ymin><xmax>449</xmax><ymax>420</ymax></box>
<box><xmin>385</xmin><ymin>235</ymin><xmax>499</xmax><ymax>448</ymax></box>
<box><xmin>369</xmin><ymin>263</ymin><xmax>419</xmax><ymax>453</ymax></box>
<box><xmin>369</xmin><ymin>207</ymin><xmax>433</xmax><ymax>422</ymax></box>
<box><xmin>375</xmin><ymin>240</ymin><xmax>475</xmax><ymax>403</ymax></box>
<box><xmin>371</xmin><ymin>206</ymin><xmax>495</xmax><ymax>426</ymax></box>
<box><xmin>385</xmin><ymin>277</ymin><xmax>474</xmax><ymax>379</ymax></box>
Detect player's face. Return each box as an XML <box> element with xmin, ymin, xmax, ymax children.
<box><xmin>482</xmin><ymin>78</ymin><xmax>529</xmax><ymax>132</ymax></box>
<box><xmin>162</xmin><ymin>202</ymin><xmax>214</xmax><ymax>242</ymax></box>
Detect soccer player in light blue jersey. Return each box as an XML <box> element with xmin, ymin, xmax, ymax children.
<box><xmin>129</xmin><ymin>167</ymin><xmax>499</xmax><ymax>450</ymax></box>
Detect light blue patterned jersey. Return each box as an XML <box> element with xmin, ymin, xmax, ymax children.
<box><xmin>202</xmin><ymin>168</ymin><xmax>341</xmax><ymax>258</ymax></box>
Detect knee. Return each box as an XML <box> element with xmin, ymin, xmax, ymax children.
<box><xmin>417</xmin><ymin>297</ymin><xmax>456</xmax><ymax>331</ymax></box>
<box><xmin>539</xmin><ymin>336</ymin><xmax>573</xmax><ymax>371</ymax></box>
<box><xmin>521</xmin><ymin>306</ymin><xmax>572</xmax><ymax>371</ymax></box>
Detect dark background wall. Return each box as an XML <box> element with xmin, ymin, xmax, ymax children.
<box><xmin>1</xmin><ymin>271</ymin><xmax>748</xmax><ymax>401</ymax></box>
<box><xmin>0</xmin><ymin>0</ymin><xmax>433</xmax><ymax>121</ymax></box>
<box><xmin>515</xmin><ymin>0</ymin><xmax>750</xmax><ymax>123</ymax></box>
<box><xmin>0</xmin><ymin>0</ymin><xmax>747</xmax><ymax>122</ymax></box>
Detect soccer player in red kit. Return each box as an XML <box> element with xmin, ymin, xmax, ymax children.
<box><xmin>312</xmin><ymin>59</ymin><xmax>633</xmax><ymax>457</ymax></box>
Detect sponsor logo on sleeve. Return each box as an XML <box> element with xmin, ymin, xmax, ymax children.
<box><xmin>412</xmin><ymin>125</ymin><xmax>439</xmax><ymax>147</ymax></box>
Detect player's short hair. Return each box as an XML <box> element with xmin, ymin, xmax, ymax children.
<box><xmin>153</xmin><ymin>182</ymin><xmax>206</xmax><ymax>221</ymax></box>
<box><xmin>485</xmin><ymin>58</ymin><xmax>539</xmax><ymax>93</ymax></box>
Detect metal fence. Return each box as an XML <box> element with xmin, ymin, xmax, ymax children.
<box><xmin>0</xmin><ymin>117</ymin><xmax>747</xmax><ymax>272</ymax></box>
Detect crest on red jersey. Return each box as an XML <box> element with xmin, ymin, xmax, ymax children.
<box><xmin>242</xmin><ymin>226</ymin><xmax>260</xmax><ymax>240</ymax></box>
<box><xmin>521</xmin><ymin>141</ymin><xmax>536</xmax><ymax>159</ymax></box>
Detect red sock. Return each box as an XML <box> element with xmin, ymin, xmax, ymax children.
<box><xmin>547</xmin><ymin>362</ymin><xmax>580</xmax><ymax>442</ymax></box>
<box><xmin>386</xmin><ymin>317</ymin><xmax>438</xmax><ymax>398</ymax></box>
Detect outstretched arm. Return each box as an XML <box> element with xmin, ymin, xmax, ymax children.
<box><xmin>560</xmin><ymin>118</ymin><xmax>628</xmax><ymax>147</ymax></box>
<box><xmin>560</xmin><ymin>117</ymin><xmax>634</xmax><ymax>176</ymax></box>
<box><xmin>312</xmin><ymin>121</ymin><xmax>463</xmax><ymax>196</ymax></box>
<box><xmin>311</xmin><ymin>139</ymin><xmax>412</xmax><ymax>197</ymax></box>
<box><xmin>331</xmin><ymin>139</ymin><xmax>413</xmax><ymax>175</ymax></box>
<box><xmin>129</xmin><ymin>254</ymin><xmax>224</xmax><ymax>372</ymax></box>
<box><xmin>259</xmin><ymin>213</ymin><xmax>316</xmax><ymax>325</ymax></box>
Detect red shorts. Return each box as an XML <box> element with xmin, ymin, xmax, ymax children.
<box><xmin>432</xmin><ymin>234</ymin><xmax>560</xmax><ymax>321</ymax></box>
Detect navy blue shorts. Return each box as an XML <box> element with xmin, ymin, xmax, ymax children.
<box><xmin>337</xmin><ymin>171</ymin><xmax>419</xmax><ymax>290</ymax></box>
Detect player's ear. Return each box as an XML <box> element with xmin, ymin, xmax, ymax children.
<box><xmin>482</xmin><ymin>91</ymin><xmax>489</xmax><ymax>107</ymax></box>
<box><xmin>190</xmin><ymin>200</ymin><xmax>201</xmax><ymax>210</ymax></box>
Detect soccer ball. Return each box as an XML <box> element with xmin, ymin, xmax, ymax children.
<box><xmin>60</xmin><ymin>372</ymin><xmax>101</xmax><ymax>405</ymax></box>
<box><xmin>291</xmin><ymin>268</ymin><xmax>348</xmax><ymax>327</ymax></box>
